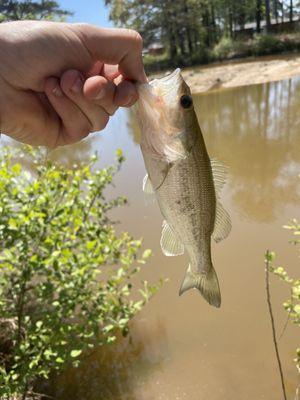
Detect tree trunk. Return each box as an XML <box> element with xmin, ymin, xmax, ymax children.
<box><xmin>228</xmin><ymin>6</ymin><xmax>233</xmax><ymax>38</ymax></box>
<box><xmin>289</xmin><ymin>0</ymin><xmax>293</xmax><ymax>22</ymax></box>
<box><xmin>281</xmin><ymin>1</ymin><xmax>284</xmax><ymax>23</ymax></box>
<box><xmin>178</xmin><ymin>33</ymin><xmax>186</xmax><ymax>56</ymax></box>
<box><xmin>202</xmin><ymin>6</ymin><xmax>211</xmax><ymax>46</ymax></box>
<box><xmin>168</xmin><ymin>30</ymin><xmax>178</xmax><ymax>59</ymax></box>
<box><xmin>183</xmin><ymin>0</ymin><xmax>193</xmax><ymax>53</ymax></box>
<box><xmin>163</xmin><ymin>6</ymin><xmax>178</xmax><ymax>59</ymax></box>
<box><xmin>274</xmin><ymin>0</ymin><xmax>278</xmax><ymax>23</ymax></box>
<box><xmin>265</xmin><ymin>0</ymin><xmax>271</xmax><ymax>32</ymax></box>
<box><xmin>256</xmin><ymin>0</ymin><xmax>262</xmax><ymax>33</ymax></box>
<box><xmin>210</xmin><ymin>3</ymin><xmax>217</xmax><ymax>44</ymax></box>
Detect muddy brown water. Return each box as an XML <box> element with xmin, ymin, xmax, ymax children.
<box><xmin>33</xmin><ymin>77</ymin><xmax>300</xmax><ymax>398</ymax></box>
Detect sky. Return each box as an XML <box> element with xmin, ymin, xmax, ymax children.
<box><xmin>58</xmin><ymin>0</ymin><xmax>113</xmax><ymax>28</ymax></box>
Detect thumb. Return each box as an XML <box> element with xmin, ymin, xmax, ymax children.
<box><xmin>74</xmin><ymin>24</ymin><xmax>147</xmax><ymax>83</ymax></box>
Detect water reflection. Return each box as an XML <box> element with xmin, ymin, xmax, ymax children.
<box><xmin>127</xmin><ymin>78</ymin><xmax>300</xmax><ymax>223</ymax></box>
<box><xmin>46</xmin><ymin>318</ymin><xmax>168</xmax><ymax>400</ymax></box>
<box><xmin>195</xmin><ymin>78</ymin><xmax>300</xmax><ymax>223</ymax></box>
<box><xmin>48</xmin><ymin>138</ymin><xmax>95</xmax><ymax>167</ymax></box>
<box><xmin>19</xmin><ymin>77</ymin><xmax>300</xmax><ymax>399</ymax></box>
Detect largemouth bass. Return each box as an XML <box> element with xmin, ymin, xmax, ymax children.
<box><xmin>136</xmin><ymin>69</ymin><xmax>231</xmax><ymax>308</ymax></box>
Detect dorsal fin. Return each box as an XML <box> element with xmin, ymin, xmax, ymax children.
<box><xmin>210</xmin><ymin>158</ymin><xmax>228</xmax><ymax>197</ymax></box>
<box><xmin>213</xmin><ymin>201</ymin><xmax>232</xmax><ymax>243</ymax></box>
<box><xmin>210</xmin><ymin>158</ymin><xmax>232</xmax><ymax>243</ymax></box>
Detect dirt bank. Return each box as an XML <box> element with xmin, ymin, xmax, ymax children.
<box><xmin>180</xmin><ymin>53</ymin><xmax>300</xmax><ymax>93</ymax></box>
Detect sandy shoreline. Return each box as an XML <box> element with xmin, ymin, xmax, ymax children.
<box><xmin>179</xmin><ymin>53</ymin><xmax>300</xmax><ymax>93</ymax></box>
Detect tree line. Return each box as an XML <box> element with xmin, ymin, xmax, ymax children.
<box><xmin>0</xmin><ymin>1</ymin><xmax>299</xmax><ymax>60</ymax></box>
<box><xmin>0</xmin><ymin>0</ymin><xmax>71</xmax><ymax>22</ymax></box>
<box><xmin>105</xmin><ymin>0</ymin><xmax>300</xmax><ymax>58</ymax></box>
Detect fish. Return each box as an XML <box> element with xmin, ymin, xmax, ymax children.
<box><xmin>136</xmin><ymin>69</ymin><xmax>231</xmax><ymax>308</ymax></box>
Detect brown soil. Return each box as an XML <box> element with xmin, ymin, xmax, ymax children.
<box><xmin>180</xmin><ymin>53</ymin><xmax>300</xmax><ymax>93</ymax></box>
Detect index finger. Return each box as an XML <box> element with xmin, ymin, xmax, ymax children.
<box><xmin>75</xmin><ymin>25</ymin><xmax>147</xmax><ymax>83</ymax></box>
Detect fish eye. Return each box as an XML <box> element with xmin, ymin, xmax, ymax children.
<box><xmin>180</xmin><ymin>95</ymin><xmax>193</xmax><ymax>109</ymax></box>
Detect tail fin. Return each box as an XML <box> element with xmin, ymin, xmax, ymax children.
<box><xmin>179</xmin><ymin>264</ymin><xmax>221</xmax><ymax>308</ymax></box>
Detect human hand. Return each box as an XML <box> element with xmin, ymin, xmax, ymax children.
<box><xmin>0</xmin><ymin>21</ymin><xmax>146</xmax><ymax>147</ymax></box>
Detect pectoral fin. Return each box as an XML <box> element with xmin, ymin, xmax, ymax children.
<box><xmin>142</xmin><ymin>174</ymin><xmax>155</xmax><ymax>194</ymax></box>
<box><xmin>143</xmin><ymin>162</ymin><xmax>173</xmax><ymax>194</ymax></box>
<box><xmin>160</xmin><ymin>220</ymin><xmax>184</xmax><ymax>256</ymax></box>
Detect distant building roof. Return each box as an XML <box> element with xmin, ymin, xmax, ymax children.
<box><xmin>148</xmin><ymin>42</ymin><xmax>165</xmax><ymax>50</ymax></box>
<box><xmin>234</xmin><ymin>15</ymin><xmax>300</xmax><ymax>31</ymax></box>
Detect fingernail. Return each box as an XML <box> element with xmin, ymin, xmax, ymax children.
<box><xmin>71</xmin><ymin>76</ymin><xmax>83</xmax><ymax>93</ymax></box>
<box><xmin>52</xmin><ymin>85</ymin><xmax>63</xmax><ymax>97</ymax></box>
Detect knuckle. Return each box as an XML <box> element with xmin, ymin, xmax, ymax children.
<box><xmin>69</xmin><ymin>124</ymin><xmax>90</xmax><ymax>141</ymax></box>
<box><xmin>73</xmin><ymin>22</ymin><xmax>90</xmax><ymax>32</ymax></box>
<box><xmin>124</xmin><ymin>29</ymin><xmax>143</xmax><ymax>49</ymax></box>
<box><xmin>81</xmin><ymin>127</ymin><xmax>91</xmax><ymax>138</ymax></box>
<box><xmin>93</xmin><ymin>114</ymin><xmax>109</xmax><ymax>132</ymax></box>
<box><xmin>109</xmin><ymin>106</ymin><xmax>118</xmax><ymax>116</ymax></box>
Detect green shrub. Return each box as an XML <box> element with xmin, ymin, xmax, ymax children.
<box><xmin>0</xmin><ymin>146</ymin><xmax>159</xmax><ymax>399</ymax></box>
<box><xmin>145</xmin><ymin>33</ymin><xmax>300</xmax><ymax>75</ymax></box>
<box><xmin>185</xmin><ymin>46</ymin><xmax>212</xmax><ymax>66</ymax></box>
<box><xmin>144</xmin><ymin>46</ymin><xmax>212</xmax><ymax>74</ymax></box>
<box><xmin>253</xmin><ymin>34</ymin><xmax>284</xmax><ymax>55</ymax></box>
<box><xmin>212</xmin><ymin>36</ymin><xmax>235</xmax><ymax>60</ymax></box>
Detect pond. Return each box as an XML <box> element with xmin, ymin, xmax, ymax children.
<box><xmin>46</xmin><ymin>76</ymin><xmax>300</xmax><ymax>399</ymax></box>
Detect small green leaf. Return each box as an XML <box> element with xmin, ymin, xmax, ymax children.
<box><xmin>70</xmin><ymin>349</ymin><xmax>82</xmax><ymax>358</ymax></box>
<box><xmin>36</xmin><ymin>321</ymin><xmax>43</xmax><ymax>329</ymax></box>
<box><xmin>142</xmin><ymin>249</ymin><xmax>152</xmax><ymax>260</ymax></box>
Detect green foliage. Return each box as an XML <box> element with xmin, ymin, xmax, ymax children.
<box><xmin>0</xmin><ymin>147</ymin><xmax>159</xmax><ymax>399</ymax></box>
<box><xmin>0</xmin><ymin>0</ymin><xmax>72</xmax><ymax>22</ymax></box>
<box><xmin>212</xmin><ymin>36</ymin><xmax>235</xmax><ymax>60</ymax></box>
<box><xmin>253</xmin><ymin>33</ymin><xmax>284</xmax><ymax>55</ymax></box>
<box><xmin>105</xmin><ymin>0</ymin><xmax>300</xmax><ymax>71</ymax></box>
<box><xmin>143</xmin><ymin>46</ymin><xmax>212</xmax><ymax>73</ymax></box>
<box><xmin>267</xmin><ymin>218</ymin><xmax>300</xmax><ymax>372</ymax></box>
<box><xmin>143</xmin><ymin>32</ymin><xmax>300</xmax><ymax>74</ymax></box>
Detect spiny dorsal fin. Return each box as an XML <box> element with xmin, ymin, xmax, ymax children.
<box><xmin>213</xmin><ymin>201</ymin><xmax>232</xmax><ymax>243</ymax></box>
<box><xmin>160</xmin><ymin>220</ymin><xmax>184</xmax><ymax>256</ymax></box>
<box><xmin>210</xmin><ymin>158</ymin><xmax>228</xmax><ymax>197</ymax></box>
<box><xmin>143</xmin><ymin>174</ymin><xmax>155</xmax><ymax>194</ymax></box>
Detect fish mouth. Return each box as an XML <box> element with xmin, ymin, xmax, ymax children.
<box><xmin>150</xmin><ymin>69</ymin><xmax>183</xmax><ymax>103</ymax></box>
<box><xmin>150</xmin><ymin>68</ymin><xmax>181</xmax><ymax>86</ymax></box>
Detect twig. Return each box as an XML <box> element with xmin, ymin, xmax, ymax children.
<box><xmin>28</xmin><ymin>390</ymin><xmax>54</xmax><ymax>399</ymax></box>
<box><xmin>21</xmin><ymin>382</ymin><xmax>28</xmax><ymax>400</ymax></box>
<box><xmin>279</xmin><ymin>288</ymin><xmax>293</xmax><ymax>341</ymax></box>
<box><xmin>265</xmin><ymin>250</ymin><xmax>287</xmax><ymax>400</ymax></box>
<box><xmin>295</xmin><ymin>385</ymin><xmax>299</xmax><ymax>400</ymax></box>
